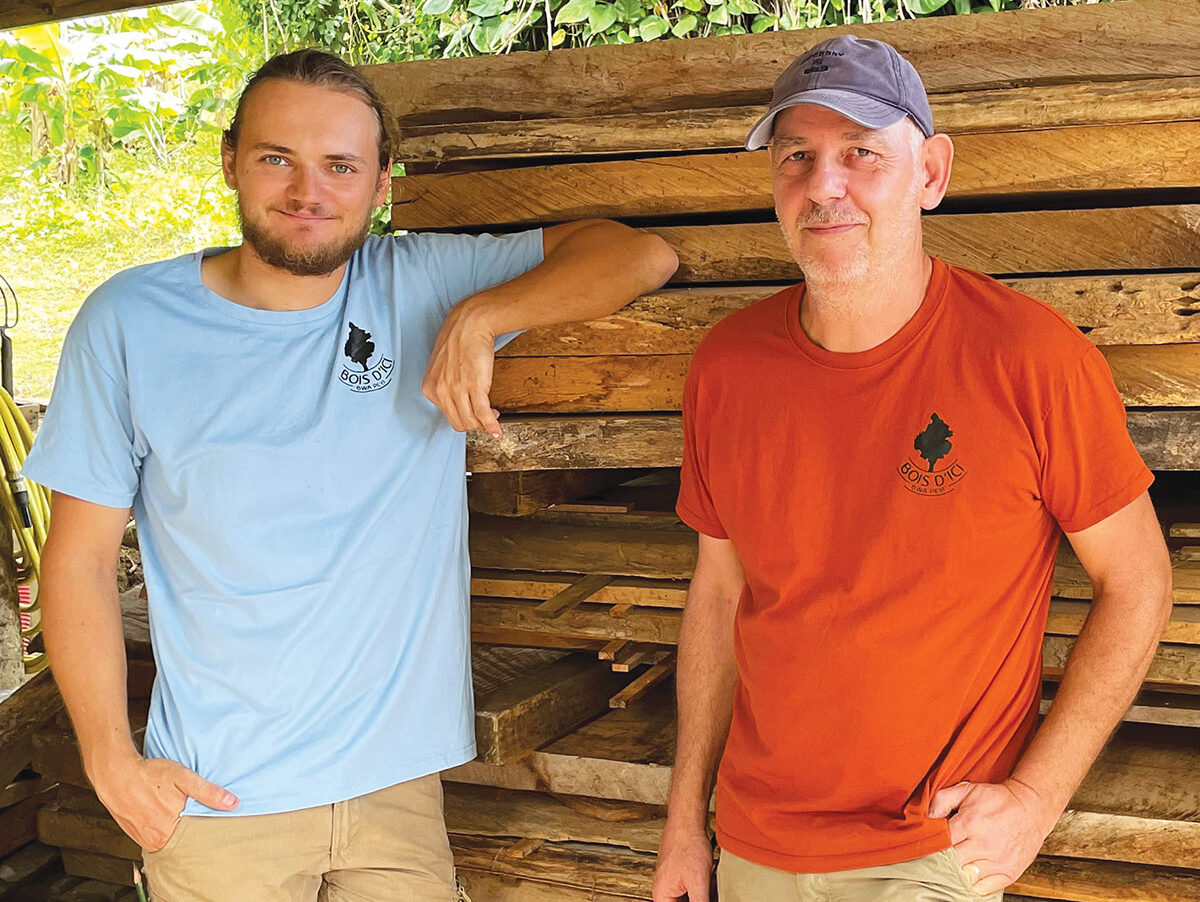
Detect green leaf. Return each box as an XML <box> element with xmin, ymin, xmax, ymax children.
<box><xmin>614</xmin><ymin>29</ymin><xmax>634</xmax><ymax>42</ymax></box>
<box><xmin>750</xmin><ymin>12</ymin><xmax>775</xmax><ymax>31</ymax></box>
<box><xmin>953</xmin><ymin>0</ymin><xmax>971</xmax><ymax>13</ymax></box>
<box><xmin>588</xmin><ymin>2</ymin><xmax>619</xmax><ymax>31</ymax></box>
<box><xmin>551</xmin><ymin>27</ymin><xmax>567</xmax><ymax>45</ymax></box>
<box><xmin>671</xmin><ymin>12</ymin><xmax>698</xmax><ymax>35</ymax></box>
<box><xmin>614</xmin><ymin>0</ymin><xmax>643</xmax><ymax>21</ymax></box>
<box><xmin>903</xmin><ymin>0</ymin><xmax>949</xmax><ymax>13</ymax></box>
<box><xmin>636</xmin><ymin>13</ymin><xmax>669</xmax><ymax>38</ymax></box>
<box><xmin>556</xmin><ymin>0</ymin><xmax>596</xmax><ymax>23</ymax></box>
<box><xmin>674</xmin><ymin>0</ymin><xmax>704</xmax><ymax>11</ymax></box>
<box><xmin>707</xmin><ymin>3</ymin><xmax>729</xmax><ymax>24</ymax></box>
<box><xmin>467</xmin><ymin>0</ymin><xmax>506</xmax><ymax>17</ymax></box>
<box><xmin>421</xmin><ymin>0</ymin><xmax>456</xmax><ymax>15</ymax></box>
<box><xmin>468</xmin><ymin>16</ymin><xmax>503</xmax><ymax>50</ymax></box>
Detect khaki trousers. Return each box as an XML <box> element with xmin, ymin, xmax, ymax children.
<box><xmin>142</xmin><ymin>774</ymin><xmax>458</xmax><ymax>902</ymax></box>
<box><xmin>718</xmin><ymin>847</ymin><xmax>1004</xmax><ymax>902</ymax></box>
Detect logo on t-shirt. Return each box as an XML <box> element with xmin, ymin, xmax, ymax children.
<box><xmin>897</xmin><ymin>412</ymin><xmax>966</xmax><ymax>496</ymax></box>
<box><xmin>339</xmin><ymin>322</ymin><xmax>394</xmax><ymax>393</ymax></box>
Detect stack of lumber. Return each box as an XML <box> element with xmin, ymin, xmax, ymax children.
<box><xmin>385</xmin><ymin>0</ymin><xmax>1200</xmax><ymax>898</ymax></box>
<box><xmin>12</xmin><ymin>1</ymin><xmax>1200</xmax><ymax>898</ymax></box>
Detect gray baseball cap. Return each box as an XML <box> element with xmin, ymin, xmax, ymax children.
<box><xmin>746</xmin><ymin>35</ymin><xmax>934</xmax><ymax>150</ymax></box>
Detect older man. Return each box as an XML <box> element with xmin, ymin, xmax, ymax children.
<box><xmin>27</xmin><ymin>49</ymin><xmax>677</xmax><ymax>902</ymax></box>
<box><xmin>652</xmin><ymin>36</ymin><xmax>1171</xmax><ymax>902</ymax></box>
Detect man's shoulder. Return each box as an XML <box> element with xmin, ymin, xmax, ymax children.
<box><xmin>692</xmin><ymin>285</ymin><xmax>797</xmax><ymax>364</ymax></box>
<box><xmin>943</xmin><ymin>263</ymin><xmax>1092</xmax><ymax>360</ymax></box>
<box><xmin>73</xmin><ymin>253</ymin><xmax>197</xmax><ymax>333</ymax></box>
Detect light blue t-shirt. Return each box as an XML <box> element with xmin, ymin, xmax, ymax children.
<box><xmin>24</xmin><ymin>230</ymin><xmax>543</xmax><ymax>816</ymax></box>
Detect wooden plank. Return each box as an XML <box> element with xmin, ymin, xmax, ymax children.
<box><xmin>1011</xmin><ymin>856</ymin><xmax>1200</xmax><ymax>902</ymax></box>
<box><xmin>368</xmin><ymin>0</ymin><xmax>1200</xmax><ymax>126</ymax></box>
<box><xmin>37</xmin><ymin>805</ymin><xmax>140</xmax><ymax>860</ymax></box>
<box><xmin>473</xmin><ymin>600</ymin><xmax>681</xmax><ymax>646</ymax></box>
<box><xmin>394</xmin><ymin>78</ymin><xmax>1200</xmax><ymax>162</ymax></box>
<box><xmin>58</xmin><ymin>849</ymin><xmax>135</xmax><ymax>887</ymax></box>
<box><xmin>455</xmin><ymin>870</ymin><xmax>642</xmax><ymax>902</ymax></box>
<box><xmin>651</xmin><ymin>207</ymin><xmax>1200</xmax><ymax>284</ymax></box>
<box><xmin>609</xmin><ymin>657</ymin><xmax>676</xmax><ymax>709</ymax></box>
<box><xmin>500</xmin><ymin>274</ymin><xmax>1200</xmax><ymax>359</ymax></box>
<box><xmin>491</xmin><ymin>345</ymin><xmax>1200</xmax><ymax>412</ymax></box>
<box><xmin>0</xmin><ymin>794</ymin><xmax>42</xmax><ymax>860</ymax></box>
<box><xmin>393</xmin><ymin>122</ymin><xmax>1200</xmax><ymax>230</ymax></box>
<box><xmin>1073</xmin><ymin>727</ymin><xmax>1200</xmax><ymax>823</ymax></box>
<box><xmin>451</xmin><ymin>833</ymin><xmax>655</xmax><ymax>898</ymax></box>
<box><xmin>442</xmin><ymin>784</ymin><xmax>665</xmax><ymax>853</ymax></box>
<box><xmin>1047</xmin><ymin>602</ymin><xmax>1200</xmax><ymax>645</ymax></box>
<box><xmin>469</xmin><ymin>410</ymin><xmax>1200</xmax><ymax>473</ymax></box>
<box><xmin>1041</xmin><ymin>691</ymin><xmax>1200</xmax><ymax>729</ymax></box>
<box><xmin>0</xmin><ymin>0</ymin><xmax>156</xmax><ymax>30</ymax></box>
<box><xmin>475</xmin><ymin>654</ymin><xmax>626</xmax><ymax>765</ymax></box>
<box><xmin>468</xmin><ymin>470</ymin><xmax>642</xmax><ymax>517</ymax></box>
<box><xmin>1044</xmin><ymin>637</ymin><xmax>1199</xmax><ymax>692</ymax></box>
<box><xmin>0</xmin><ymin>670</ymin><xmax>64</xmax><ymax>789</ymax></box>
<box><xmin>533</xmin><ymin>574</ymin><xmax>614</xmax><ymax>619</ymax></box>
<box><xmin>1170</xmin><ymin>524</ymin><xmax>1200</xmax><ymax>539</ymax></box>
<box><xmin>1041</xmin><ymin>811</ymin><xmax>1200</xmax><ymax>870</ymax></box>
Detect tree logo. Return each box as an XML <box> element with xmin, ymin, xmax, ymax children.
<box><xmin>897</xmin><ymin>412</ymin><xmax>966</xmax><ymax>496</ymax></box>
<box><xmin>339</xmin><ymin>321</ymin><xmax>394</xmax><ymax>393</ymax></box>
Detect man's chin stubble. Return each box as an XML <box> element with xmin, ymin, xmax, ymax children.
<box><xmin>239</xmin><ymin>211</ymin><xmax>372</xmax><ymax>278</ymax></box>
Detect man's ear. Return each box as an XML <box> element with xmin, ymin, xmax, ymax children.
<box><xmin>919</xmin><ymin>133</ymin><xmax>954</xmax><ymax>212</ymax></box>
<box><xmin>220</xmin><ymin>140</ymin><xmax>238</xmax><ymax>191</ymax></box>
<box><xmin>374</xmin><ymin>160</ymin><xmax>392</xmax><ymax>209</ymax></box>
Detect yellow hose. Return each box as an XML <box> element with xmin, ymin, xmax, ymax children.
<box><xmin>0</xmin><ymin>388</ymin><xmax>50</xmax><ymax>673</ymax></box>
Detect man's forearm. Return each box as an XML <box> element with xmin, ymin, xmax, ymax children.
<box><xmin>41</xmin><ymin>543</ymin><xmax>138</xmax><ymax>779</ymax></box>
<box><xmin>1012</xmin><ymin>576</ymin><xmax>1171</xmax><ymax>816</ymax></box>
<box><xmin>459</xmin><ymin>221</ymin><xmax>678</xmax><ymax>336</ymax></box>
<box><xmin>666</xmin><ymin>586</ymin><xmax>739</xmax><ymax>832</ymax></box>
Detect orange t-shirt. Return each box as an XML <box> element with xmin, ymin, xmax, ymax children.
<box><xmin>676</xmin><ymin>258</ymin><xmax>1152</xmax><ymax>873</ymax></box>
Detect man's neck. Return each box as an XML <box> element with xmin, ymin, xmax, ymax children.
<box><xmin>801</xmin><ymin>252</ymin><xmax>934</xmax><ymax>354</ymax></box>
<box><xmin>200</xmin><ymin>244</ymin><xmax>346</xmax><ymax>312</ymax></box>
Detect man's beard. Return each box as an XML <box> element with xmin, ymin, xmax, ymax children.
<box><xmin>239</xmin><ymin>200</ymin><xmax>372</xmax><ymax>277</ymax></box>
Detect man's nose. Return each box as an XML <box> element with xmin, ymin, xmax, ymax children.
<box><xmin>803</xmin><ymin>155</ymin><xmax>849</xmax><ymax>206</ymax></box>
<box><xmin>287</xmin><ymin>165</ymin><xmax>322</xmax><ymax>203</ymax></box>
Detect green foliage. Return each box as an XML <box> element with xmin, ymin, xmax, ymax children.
<box><xmin>0</xmin><ymin>2</ymin><xmax>254</xmax><ymax>190</ymax></box>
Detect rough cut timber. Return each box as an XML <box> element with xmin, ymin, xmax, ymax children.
<box><xmin>366</xmin><ymin>0</ymin><xmax>1200</xmax><ymax>126</ymax></box>
<box><xmin>466</xmin><ymin>411</ymin><xmax>1200</xmax><ymax>473</ymax></box>
<box><xmin>488</xmin><ymin>345</ymin><xmax>1200</xmax><ymax>412</ymax></box>
<box><xmin>392</xmin><ymin>78</ymin><xmax>1200</xmax><ymax>162</ymax></box>
<box><xmin>0</xmin><ymin>0</ymin><xmax>155</xmax><ymax>29</ymax></box>
<box><xmin>392</xmin><ymin>121</ymin><xmax>1200</xmax><ymax>230</ymax></box>
<box><xmin>498</xmin><ymin>275</ymin><xmax>1200</xmax><ymax>359</ymax></box>
<box><xmin>651</xmin><ymin>207</ymin><xmax>1200</xmax><ymax>284</ymax></box>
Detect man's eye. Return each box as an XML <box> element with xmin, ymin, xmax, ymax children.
<box><xmin>332</xmin><ymin>164</ymin><xmax>353</xmax><ymax>174</ymax></box>
<box><xmin>853</xmin><ymin>147</ymin><xmax>875</xmax><ymax>158</ymax></box>
<box><xmin>264</xmin><ymin>155</ymin><xmax>287</xmax><ymax>165</ymax></box>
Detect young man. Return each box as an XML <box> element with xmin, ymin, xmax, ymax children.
<box><xmin>652</xmin><ymin>36</ymin><xmax>1172</xmax><ymax>902</ymax></box>
<box><xmin>25</xmin><ymin>50</ymin><xmax>677</xmax><ymax>901</ymax></box>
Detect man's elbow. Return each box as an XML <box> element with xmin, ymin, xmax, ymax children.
<box><xmin>639</xmin><ymin>232</ymin><xmax>680</xmax><ymax>288</ymax></box>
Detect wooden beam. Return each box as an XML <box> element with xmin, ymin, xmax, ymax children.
<box><xmin>1041</xmin><ymin>810</ymin><xmax>1200</xmax><ymax>870</ymax></box>
<box><xmin>652</xmin><ymin>207</ymin><xmax>1200</xmax><ymax>284</ymax></box>
<box><xmin>468</xmin><ymin>410</ymin><xmax>1200</xmax><ymax>473</ymax></box>
<box><xmin>475</xmin><ymin>654</ymin><xmax>626</xmax><ymax>765</ymax></box>
<box><xmin>490</xmin><ymin>345</ymin><xmax>1200</xmax><ymax>412</ymax></box>
<box><xmin>393</xmin><ymin>78</ymin><xmax>1200</xmax><ymax>162</ymax></box>
<box><xmin>0</xmin><ymin>669</ymin><xmax>64</xmax><ymax>789</ymax></box>
<box><xmin>58</xmin><ymin>849</ymin><xmax>136</xmax><ymax>886</ymax></box>
<box><xmin>442</xmin><ymin>784</ymin><xmax>665</xmax><ymax>853</ymax></box>
<box><xmin>1011</xmin><ymin>856</ymin><xmax>1200</xmax><ymax>902</ymax></box>
<box><xmin>38</xmin><ymin>805</ymin><xmax>140</xmax><ymax>860</ymax></box>
<box><xmin>475</xmin><ymin>572</ymin><xmax>689</xmax><ymax>609</ymax></box>
<box><xmin>367</xmin><ymin>0</ymin><xmax>1200</xmax><ymax>126</ymax></box>
<box><xmin>1043</xmin><ymin>636</ymin><xmax>1200</xmax><ymax>692</ymax></box>
<box><xmin>0</xmin><ymin>0</ymin><xmax>158</xmax><ymax>30</ymax></box>
<box><xmin>393</xmin><ymin>122</ymin><xmax>1200</xmax><ymax>230</ymax></box>
<box><xmin>473</xmin><ymin>599</ymin><xmax>681</xmax><ymax>646</ymax></box>
<box><xmin>500</xmin><ymin>274</ymin><xmax>1200</xmax><ymax>359</ymax></box>
<box><xmin>468</xmin><ymin>470</ymin><xmax>641</xmax><ymax>517</ymax></box>
<box><xmin>533</xmin><ymin>574</ymin><xmax>614</xmax><ymax>619</ymax></box>
<box><xmin>1047</xmin><ymin>602</ymin><xmax>1200</xmax><ymax>645</ymax></box>
<box><xmin>610</xmin><ymin>657</ymin><xmax>676</xmax><ymax>709</ymax></box>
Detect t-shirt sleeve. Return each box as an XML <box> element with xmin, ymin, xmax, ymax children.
<box><xmin>413</xmin><ymin>229</ymin><xmax>544</xmax><ymax>314</ymax></box>
<box><xmin>676</xmin><ymin>360</ymin><xmax>728</xmax><ymax>539</ymax></box>
<box><xmin>1038</xmin><ymin>345</ymin><xmax>1153</xmax><ymax>533</ymax></box>
<box><xmin>22</xmin><ymin>316</ymin><xmax>141</xmax><ymax>510</ymax></box>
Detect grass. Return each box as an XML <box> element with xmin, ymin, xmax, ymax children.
<box><xmin>0</xmin><ymin>130</ymin><xmax>241</xmax><ymax>401</ymax></box>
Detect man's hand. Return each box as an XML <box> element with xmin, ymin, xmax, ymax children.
<box><xmin>421</xmin><ymin>300</ymin><xmax>503</xmax><ymax>439</ymax></box>
<box><xmin>653</xmin><ymin>823</ymin><xmax>715</xmax><ymax>902</ymax></box>
<box><xmin>929</xmin><ymin>778</ymin><xmax>1058</xmax><ymax>895</ymax></box>
<box><xmin>92</xmin><ymin>751</ymin><xmax>238</xmax><ymax>851</ymax></box>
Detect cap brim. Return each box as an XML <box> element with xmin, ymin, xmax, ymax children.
<box><xmin>745</xmin><ymin>89</ymin><xmax>910</xmax><ymax>150</ymax></box>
